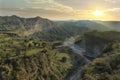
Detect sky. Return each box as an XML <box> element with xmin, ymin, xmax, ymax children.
<box><xmin>0</xmin><ymin>0</ymin><xmax>120</xmax><ymax>20</ymax></box>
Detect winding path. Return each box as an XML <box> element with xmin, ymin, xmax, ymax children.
<box><xmin>64</xmin><ymin>37</ymin><xmax>91</xmax><ymax>80</ymax></box>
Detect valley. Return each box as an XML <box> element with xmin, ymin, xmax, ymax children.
<box><xmin>0</xmin><ymin>15</ymin><xmax>120</xmax><ymax>80</ymax></box>
<box><xmin>64</xmin><ymin>37</ymin><xmax>91</xmax><ymax>80</ymax></box>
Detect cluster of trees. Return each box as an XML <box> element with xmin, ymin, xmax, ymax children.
<box><xmin>0</xmin><ymin>33</ymin><xmax>73</xmax><ymax>80</ymax></box>
<box><xmin>80</xmin><ymin>42</ymin><xmax>120</xmax><ymax>80</ymax></box>
<box><xmin>31</xmin><ymin>25</ymin><xmax>89</xmax><ymax>42</ymax></box>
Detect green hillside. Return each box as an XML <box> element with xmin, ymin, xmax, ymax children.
<box><xmin>81</xmin><ymin>42</ymin><xmax>120</xmax><ymax>80</ymax></box>
<box><xmin>80</xmin><ymin>31</ymin><xmax>120</xmax><ymax>80</ymax></box>
<box><xmin>0</xmin><ymin>33</ymin><xmax>73</xmax><ymax>80</ymax></box>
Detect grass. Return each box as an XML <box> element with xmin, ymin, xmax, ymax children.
<box><xmin>25</xmin><ymin>48</ymin><xmax>40</xmax><ymax>56</ymax></box>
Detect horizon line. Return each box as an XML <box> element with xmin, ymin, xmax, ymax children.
<box><xmin>1</xmin><ymin>15</ymin><xmax>120</xmax><ymax>22</ymax></box>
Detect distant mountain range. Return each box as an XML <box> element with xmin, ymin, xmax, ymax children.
<box><xmin>0</xmin><ymin>15</ymin><xmax>120</xmax><ymax>41</ymax></box>
<box><xmin>56</xmin><ymin>20</ymin><xmax>120</xmax><ymax>31</ymax></box>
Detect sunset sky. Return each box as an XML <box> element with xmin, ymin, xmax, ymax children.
<box><xmin>0</xmin><ymin>0</ymin><xmax>120</xmax><ymax>20</ymax></box>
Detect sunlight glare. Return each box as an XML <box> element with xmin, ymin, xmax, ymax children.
<box><xmin>92</xmin><ymin>10</ymin><xmax>103</xmax><ymax>17</ymax></box>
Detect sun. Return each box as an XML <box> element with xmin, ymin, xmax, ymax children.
<box><xmin>92</xmin><ymin>10</ymin><xmax>103</xmax><ymax>17</ymax></box>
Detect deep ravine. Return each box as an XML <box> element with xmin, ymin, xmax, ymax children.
<box><xmin>64</xmin><ymin>37</ymin><xmax>91</xmax><ymax>80</ymax></box>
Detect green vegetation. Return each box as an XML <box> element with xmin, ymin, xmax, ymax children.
<box><xmin>0</xmin><ymin>33</ymin><xmax>73</xmax><ymax>80</ymax></box>
<box><xmin>0</xmin><ymin>16</ymin><xmax>120</xmax><ymax>80</ymax></box>
<box><xmin>0</xmin><ymin>15</ymin><xmax>89</xmax><ymax>41</ymax></box>
<box><xmin>81</xmin><ymin>40</ymin><xmax>120</xmax><ymax>80</ymax></box>
<box><xmin>84</xmin><ymin>31</ymin><xmax>120</xmax><ymax>42</ymax></box>
<box><xmin>31</xmin><ymin>25</ymin><xmax>89</xmax><ymax>42</ymax></box>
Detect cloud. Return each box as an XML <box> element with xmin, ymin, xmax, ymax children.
<box><xmin>0</xmin><ymin>0</ymin><xmax>120</xmax><ymax>20</ymax></box>
<box><xmin>0</xmin><ymin>7</ymin><xmax>73</xmax><ymax>19</ymax></box>
<box><xmin>26</xmin><ymin>0</ymin><xmax>54</xmax><ymax>3</ymax></box>
<box><xmin>25</xmin><ymin>0</ymin><xmax>73</xmax><ymax>12</ymax></box>
<box><xmin>104</xmin><ymin>0</ymin><xmax>119</xmax><ymax>3</ymax></box>
<box><xmin>102</xmin><ymin>8</ymin><xmax>120</xmax><ymax>20</ymax></box>
<box><xmin>105</xmin><ymin>8</ymin><xmax>120</xmax><ymax>12</ymax></box>
<box><xmin>0</xmin><ymin>0</ymin><xmax>74</xmax><ymax>19</ymax></box>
